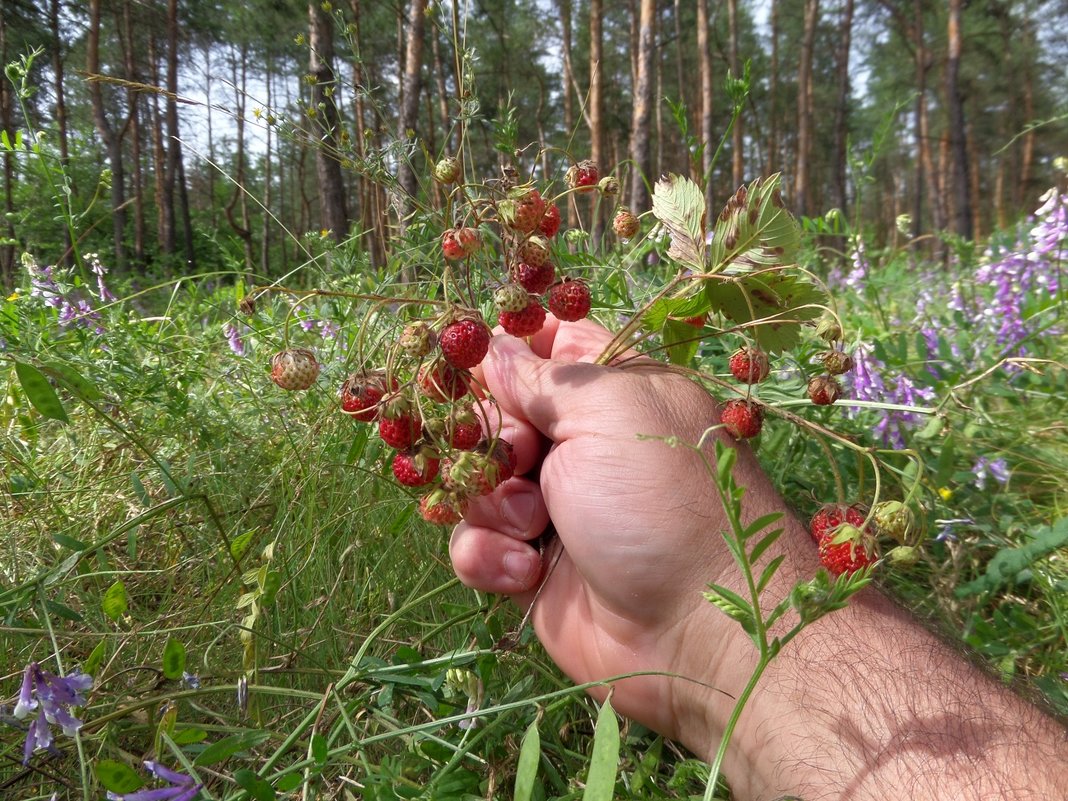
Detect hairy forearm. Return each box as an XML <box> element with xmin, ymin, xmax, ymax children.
<box><xmin>678</xmin><ymin>531</ymin><xmax>1068</xmax><ymax>801</ymax></box>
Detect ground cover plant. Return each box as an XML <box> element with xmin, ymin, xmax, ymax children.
<box><xmin>2</xmin><ymin>9</ymin><xmax>1068</xmax><ymax>801</ymax></box>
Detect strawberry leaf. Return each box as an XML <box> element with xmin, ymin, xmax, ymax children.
<box><xmin>708</xmin><ymin>174</ymin><xmax>801</xmax><ymax>274</ymax></box>
<box><xmin>704</xmin><ymin>271</ymin><xmax>826</xmax><ymax>354</ymax></box>
<box><xmin>651</xmin><ymin>174</ymin><xmax>706</xmax><ymax>269</ymax></box>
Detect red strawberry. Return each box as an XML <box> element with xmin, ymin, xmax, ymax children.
<box><xmin>809</xmin><ymin>504</ymin><xmax>868</xmax><ymax>544</ymax></box>
<box><xmin>613</xmin><ymin>207</ymin><xmax>640</xmax><ymax>238</ymax></box>
<box><xmin>517</xmin><ymin>235</ymin><xmax>550</xmax><ymax>267</ymax></box>
<box><xmin>439</xmin><ymin>318</ymin><xmax>490</xmax><ymax>369</ymax></box>
<box><xmin>566</xmin><ymin>159</ymin><xmax>599</xmax><ymax>193</ymax></box>
<box><xmin>547</xmin><ymin>279</ymin><xmax>591</xmax><ymax>322</ymax></box>
<box><xmin>720</xmin><ymin>399</ymin><xmax>763</xmax><ymax>439</ymax></box>
<box><xmin>539</xmin><ymin>202</ymin><xmax>561</xmax><ymax>238</ymax></box>
<box><xmin>728</xmin><ymin>347</ymin><xmax>771</xmax><ymax>384</ymax></box>
<box><xmin>418</xmin><ymin>362</ymin><xmax>470</xmax><ymax>403</ymax></box>
<box><xmin>512</xmin><ymin>260</ymin><xmax>556</xmax><ymax>295</ymax></box>
<box><xmin>683</xmin><ymin>314</ymin><xmax>708</xmax><ymax>328</ymax></box>
<box><xmin>392</xmin><ymin>449</ymin><xmax>441</xmax><ymax>487</ymax></box>
<box><xmin>441</xmin><ymin>227</ymin><xmax>481</xmax><ymax>260</ymax></box>
<box><xmin>419</xmin><ymin>489</ymin><xmax>468</xmax><ymax>525</ymax></box>
<box><xmin>340</xmin><ymin>371</ymin><xmax>390</xmax><ymax>422</ymax></box>
<box><xmin>808</xmin><ymin>375</ymin><xmax>842</xmax><ymax>406</ymax></box>
<box><xmin>447</xmin><ymin>409</ymin><xmax>484</xmax><ymax>450</ymax></box>
<box><xmin>818</xmin><ymin>531</ymin><xmax>875</xmax><ymax>575</ymax></box>
<box><xmin>499</xmin><ymin>299</ymin><xmax>547</xmax><ymax>338</ymax></box>
<box><xmin>503</xmin><ymin>188</ymin><xmax>545</xmax><ymax>234</ymax></box>
<box><xmin>379</xmin><ymin>411</ymin><xmax>422</xmax><ymax>450</ymax></box>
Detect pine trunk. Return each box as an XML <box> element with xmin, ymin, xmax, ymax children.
<box><xmin>589</xmin><ymin>0</ymin><xmax>605</xmax><ymax>242</ymax></box>
<box><xmin>793</xmin><ymin>0</ymin><xmax>819</xmax><ymax>216</ymax></box>
<box><xmin>831</xmin><ymin>0</ymin><xmax>854</xmax><ymax>214</ymax></box>
<box><xmin>0</xmin><ymin>10</ymin><xmax>13</xmax><ymax>288</ymax></box>
<box><xmin>629</xmin><ymin>0</ymin><xmax>656</xmax><ymax>212</ymax></box>
<box><xmin>697</xmin><ymin>0</ymin><xmax>714</xmax><ymax>212</ymax></box>
<box><xmin>728</xmin><ymin>0</ymin><xmax>743</xmax><ymax>187</ymax></box>
<box><xmin>945</xmin><ymin>0</ymin><xmax>972</xmax><ymax>238</ymax></box>
<box><xmin>49</xmin><ymin>0</ymin><xmax>74</xmax><ymax>266</ymax></box>
<box><xmin>397</xmin><ymin>0</ymin><xmax>427</xmax><ymax>230</ymax></box>
<box><xmin>310</xmin><ymin>1</ymin><xmax>350</xmax><ymax>242</ymax></box>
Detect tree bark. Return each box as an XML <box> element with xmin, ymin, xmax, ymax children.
<box><xmin>793</xmin><ymin>0</ymin><xmax>819</xmax><ymax>216</ymax></box>
<box><xmin>166</xmin><ymin>0</ymin><xmax>194</xmax><ymax>269</ymax></box>
<box><xmin>945</xmin><ymin>0</ymin><xmax>972</xmax><ymax>238</ymax></box>
<box><xmin>589</xmin><ymin>0</ymin><xmax>605</xmax><ymax>241</ymax></box>
<box><xmin>49</xmin><ymin>0</ymin><xmax>74</xmax><ymax>266</ymax></box>
<box><xmin>121</xmin><ymin>0</ymin><xmax>145</xmax><ymax>267</ymax></box>
<box><xmin>88</xmin><ymin>0</ymin><xmax>128</xmax><ymax>270</ymax></box>
<box><xmin>697</xmin><ymin>0</ymin><xmax>714</xmax><ymax>213</ymax></box>
<box><xmin>727</xmin><ymin>0</ymin><xmax>743</xmax><ymax>187</ymax></box>
<box><xmin>396</xmin><ymin>0</ymin><xmax>427</xmax><ymax>229</ymax></box>
<box><xmin>629</xmin><ymin>0</ymin><xmax>656</xmax><ymax>212</ymax></box>
<box><xmin>555</xmin><ymin>0</ymin><xmax>579</xmax><ymax>231</ymax></box>
<box><xmin>768</xmin><ymin>0</ymin><xmax>779</xmax><ymax>175</ymax></box>
<box><xmin>224</xmin><ymin>41</ymin><xmax>253</xmax><ymax>271</ymax></box>
<box><xmin>831</xmin><ymin>0</ymin><xmax>854</xmax><ymax>214</ymax></box>
<box><xmin>309</xmin><ymin>1</ymin><xmax>350</xmax><ymax>242</ymax></box>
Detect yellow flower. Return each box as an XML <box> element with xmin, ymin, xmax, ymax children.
<box><xmin>938</xmin><ymin>487</ymin><xmax>953</xmax><ymax>501</ymax></box>
<box><xmin>6</xmin><ymin>291</ymin><xmax>18</xmax><ymax>301</ymax></box>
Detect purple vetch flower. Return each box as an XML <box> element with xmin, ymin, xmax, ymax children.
<box><xmin>87</xmin><ymin>252</ymin><xmax>117</xmax><ymax>302</ymax></box>
<box><xmin>846</xmin><ymin>345</ymin><xmax>936</xmax><ymax>449</ymax></box>
<box><xmin>843</xmin><ymin>236</ymin><xmax>869</xmax><ymax>292</ymax></box>
<box><xmin>106</xmin><ymin>760</ymin><xmax>203</xmax><ymax>801</ymax></box>
<box><xmin>298</xmin><ymin>316</ymin><xmax>317</xmax><ymax>332</ymax></box>
<box><xmin>181</xmin><ymin>672</ymin><xmax>200</xmax><ymax>690</ymax></box>
<box><xmin>317</xmin><ymin>320</ymin><xmax>339</xmax><ymax>340</ymax></box>
<box><xmin>934</xmin><ymin>518</ymin><xmax>973</xmax><ymax>543</ymax></box>
<box><xmin>223</xmin><ymin>323</ymin><xmax>245</xmax><ymax>357</ymax></box>
<box><xmin>973</xmin><ymin>456</ymin><xmax>1011</xmax><ymax>490</ymax></box>
<box><xmin>12</xmin><ymin>662</ymin><xmax>92</xmax><ymax>764</ymax></box>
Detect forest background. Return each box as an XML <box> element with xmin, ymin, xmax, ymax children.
<box><xmin>2</xmin><ymin>0</ymin><xmax>1067</xmax><ymax>799</ymax></box>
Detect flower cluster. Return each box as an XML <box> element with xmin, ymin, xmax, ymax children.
<box><xmin>106</xmin><ymin>761</ymin><xmax>203</xmax><ymax>801</ymax></box>
<box><xmin>847</xmin><ymin>344</ymin><xmax>936</xmax><ymax>449</ymax></box>
<box><xmin>23</xmin><ymin>252</ymin><xmax>110</xmax><ymax>335</ymax></box>
<box><xmin>974</xmin><ymin>188</ymin><xmax>1065</xmax><ymax>355</ymax></box>
<box><xmin>12</xmin><ymin>661</ymin><xmax>92</xmax><ymax>765</ymax></box>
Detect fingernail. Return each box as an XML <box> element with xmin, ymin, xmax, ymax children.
<box><xmin>503</xmin><ymin>550</ymin><xmax>538</xmax><ymax>585</ymax></box>
<box><xmin>501</xmin><ymin>491</ymin><xmax>536</xmax><ymax>531</ymax></box>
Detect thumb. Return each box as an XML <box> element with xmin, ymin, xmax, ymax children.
<box><xmin>482</xmin><ymin>334</ymin><xmax>608</xmax><ymax>442</ymax></box>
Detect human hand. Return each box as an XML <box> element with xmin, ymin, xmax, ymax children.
<box><xmin>449</xmin><ymin>316</ymin><xmax>809</xmax><ymax>750</ymax></box>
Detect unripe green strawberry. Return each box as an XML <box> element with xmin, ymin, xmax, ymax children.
<box><xmin>728</xmin><ymin>346</ymin><xmax>771</xmax><ymax>384</ymax></box>
<box><xmin>872</xmin><ymin>500</ymin><xmax>917</xmax><ymax>545</ymax></box>
<box><xmin>434</xmin><ymin>156</ymin><xmax>460</xmax><ymax>184</ymax></box>
<box><xmin>499</xmin><ymin>299</ymin><xmax>546</xmax><ymax>338</ymax></box>
<box><xmin>884</xmin><ymin>545</ymin><xmax>920</xmax><ymax>567</ymax></box>
<box><xmin>821</xmin><ymin>350</ymin><xmax>855</xmax><ymax>376</ymax></box>
<box><xmin>815</xmin><ymin>315</ymin><xmax>843</xmax><ymax>343</ymax></box>
<box><xmin>566</xmin><ymin>159</ymin><xmax>599</xmax><ymax>193</ymax></box>
<box><xmin>439</xmin><ymin>318</ymin><xmax>491</xmax><ymax>369</ymax></box>
<box><xmin>512</xmin><ymin>260</ymin><xmax>555</xmax><ymax>295</ymax></box>
<box><xmin>597</xmin><ymin>175</ymin><xmax>620</xmax><ymax>196</ymax></box>
<box><xmin>720</xmin><ymin>399</ymin><xmax>763</xmax><ymax>439</ymax></box>
<box><xmin>399</xmin><ymin>322</ymin><xmax>437</xmax><ymax>358</ymax></box>
<box><xmin>547</xmin><ymin>278</ymin><xmax>591</xmax><ymax>322</ymax></box>
<box><xmin>517</xmin><ymin>235</ymin><xmax>550</xmax><ymax>267</ymax></box>
<box><xmin>495</xmin><ymin>283</ymin><xmax>531</xmax><ymax>314</ymax></box>
<box><xmin>808</xmin><ymin>375</ymin><xmax>842</xmax><ymax>406</ymax></box>
<box><xmin>270</xmin><ymin>348</ymin><xmax>320</xmax><ymax>391</ymax></box>
<box><xmin>442</xmin><ymin>450</ymin><xmax>499</xmax><ymax>497</ymax></box>
<box><xmin>613</xmin><ymin>207</ymin><xmax>640</xmax><ymax>238</ymax></box>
